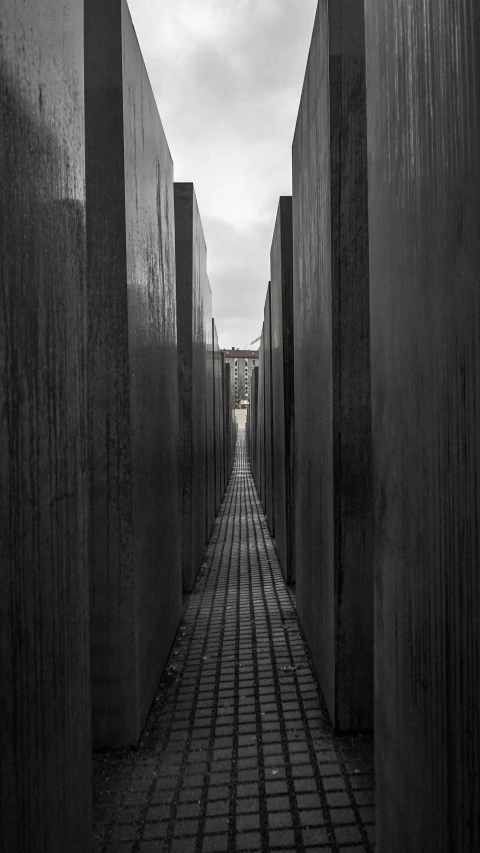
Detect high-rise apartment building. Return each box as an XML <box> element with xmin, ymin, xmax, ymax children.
<box><xmin>221</xmin><ymin>348</ymin><xmax>259</xmax><ymax>407</ymax></box>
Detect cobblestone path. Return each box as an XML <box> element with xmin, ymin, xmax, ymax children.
<box><xmin>93</xmin><ymin>430</ymin><xmax>375</xmax><ymax>853</ymax></box>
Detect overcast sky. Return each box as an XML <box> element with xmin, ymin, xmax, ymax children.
<box><xmin>128</xmin><ymin>0</ymin><xmax>317</xmax><ymax>349</ymax></box>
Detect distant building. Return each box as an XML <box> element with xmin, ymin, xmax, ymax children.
<box><xmin>221</xmin><ymin>348</ymin><xmax>259</xmax><ymax>407</ymax></box>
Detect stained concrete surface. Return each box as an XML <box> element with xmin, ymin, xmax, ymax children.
<box><xmin>205</xmin><ymin>284</ymin><xmax>215</xmax><ymax>543</ymax></box>
<box><xmin>85</xmin><ymin>0</ymin><xmax>181</xmax><ymax>750</ymax></box>
<box><xmin>93</xmin><ymin>431</ymin><xmax>375</xmax><ymax>853</ymax></box>
<box><xmin>292</xmin><ymin>0</ymin><xmax>373</xmax><ymax>733</ymax></box>
<box><xmin>250</xmin><ymin>367</ymin><xmax>260</xmax><ymax>486</ymax></box>
<box><xmin>270</xmin><ymin>198</ymin><xmax>295</xmax><ymax>584</ymax></box>
<box><xmin>0</xmin><ymin>2</ymin><xmax>91</xmax><ymax>849</ymax></box>
<box><xmin>366</xmin><ymin>0</ymin><xmax>480</xmax><ymax>849</ymax></box>
<box><xmin>212</xmin><ymin>320</ymin><xmax>224</xmax><ymax>514</ymax></box>
<box><xmin>175</xmin><ymin>183</ymin><xmax>208</xmax><ymax>593</ymax></box>
<box><xmin>263</xmin><ymin>284</ymin><xmax>275</xmax><ymax>537</ymax></box>
<box><xmin>258</xmin><ymin>326</ymin><xmax>266</xmax><ymax>506</ymax></box>
<box><xmin>223</xmin><ymin>362</ymin><xmax>235</xmax><ymax>488</ymax></box>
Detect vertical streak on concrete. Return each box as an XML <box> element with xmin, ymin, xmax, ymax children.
<box><xmin>204</xmin><ymin>283</ymin><xmax>214</xmax><ymax>542</ymax></box>
<box><xmin>292</xmin><ymin>0</ymin><xmax>373</xmax><ymax>732</ymax></box>
<box><xmin>218</xmin><ymin>349</ymin><xmax>225</xmax><ymax>498</ymax></box>
<box><xmin>85</xmin><ymin>0</ymin><xmax>182</xmax><ymax>749</ymax></box>
<box><xmin>212</xmin><ymin>319</ymin><xmax>224</xmax><ymax>513</ymax></box>
<box><xmin>223</xmin><ymin>361</ymin><xmax>231</xmax><ymax>485</ymax></box>
<box><xmin>258</xmin><ymin>324</ymin><xmax>266</xmax><ymax>506</ymax></box>
<box><xmin>264</xmin><ymin>284</ymin><xmax>275</xmax><ymax>536</ymax></box>
<box><xmin>175</xmin><ymin>184</ymin><xmax>208</xmax><ymax>592</ymax></box>
<box><xmin>223</xmin><ymin>356</ymin><xmax>235</xmax><ymax>488</ymax></box>
<box><xmin>251</xmin><ymin>367</ymin><xmax>259</xmax><ymax>486</ymax></box>
<box><xmin>0</xmin><ymin>1</ymin><xmax>91</xmax><ymax>849</ymax></box>
<box><xmin>366</xmin><ymin>0</ymin><xmax>480</xmax><ymax>849</ymax></box>
<box><xmin>271</xmin><ymin>198</ymin><xmax>295</xmax><ymax>582</ymax></box>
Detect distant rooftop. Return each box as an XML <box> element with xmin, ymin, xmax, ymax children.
<box><xmin>221</xmin><ymin>348</ymin><xmax>259</xmax><ymax>358</ymax></box>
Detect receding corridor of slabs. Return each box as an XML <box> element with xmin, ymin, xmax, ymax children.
<box><xmin>93</xmin><ymin>430</ymin><xmax>375</xmax><ymax>853</ymax></box>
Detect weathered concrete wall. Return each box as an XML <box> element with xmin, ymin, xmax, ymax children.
<box><xmin>212</xmin><ymin>320</ymin><xmax>224</xmax><ymax>513</ymax></box>
<box><xmin>223</xmin><ymin>359</ymin><xmax>236</xmax><ymax>487</ymax></box>
<box><xmin>263</xmin><ymin>284</ymin><xmax>275</xmax><ymax>535</ymax></box>
<box><xmin>292</xmin><ymin>0</ymin><xmax>373</xmax><ymax>732</ymax></box>
<box><xmin>249</xmin><ymin>367</ymin><xmax>259</xmax><ymax>485</ymax></box>
<box><xmin>258</xmin><ymin>326</ymin><xmax>266</xmax><ymax>506</ymax></box>
<box><xmin>175</xmin><ymin>183</ymin><xmax>208</xmax><ymax>592</ymax></box>
<box><xmin>0</xmin><ymin>2</ymin><xmax>91</xmax><ymax>849</ymax></box>
<box><xmin>205</xmin><ymin>283</ymin><xmax>215</xmax><ymax>542</ymax></box>
<box><xmin>270</xmin><ymin>198</ymin><xmax>295</xmax><ymax>583</ymax></box>
<box><xmin>366</xmin><ymin>1</ymin><xmax>480</xmax><ymax>849</ymax></box>
<box><xmin>223</xmin><ymin>361</ymin><xmax>231</xmax><ymax>486</ymax></box>
<box><xmin>221</xmin><ymin>354</ymin><xmax>227</xmax><ymax>493</ymax></box>
<box><xmin>252</xmin><ymin>367</ymin><xmax>259</xmax><ymax>487</ymax></box>
<box><xmin>85</xmin><ymin>0</ymin><xmax>182</xmax><ymax>749</ymax></box>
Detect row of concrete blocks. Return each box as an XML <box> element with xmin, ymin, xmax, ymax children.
<box><xmin>247</xmin><ymin>1</ymin><xmax>479</xmax><ymax>851</ymax></box>
<box><xmin>0</xmin><ymin>2</ymin><xmax>235</xmax><ymax>850</ymax></box>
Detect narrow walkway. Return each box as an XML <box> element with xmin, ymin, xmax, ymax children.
<box><xmin>93</xmin><ymin>431</ymin><xmax>375</xmax><ymax>853</ymax></box>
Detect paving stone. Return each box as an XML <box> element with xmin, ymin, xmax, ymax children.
<box><xmin>202</xmin><ymin>835</ymin><xmax>229</xmax><ymax>853</ymax></box>
<box><xmin>329</xmin><ymin>807</ymin><xmax>357</xmax><ymax>826</ymax></box>
<box><xmin>146</xmin><ymin>805</ymin><xmax>170</xmax><ymax>822</ymax></box>
<box><xmin>236</xmin><ymin>798</ymin><xmax>261</xmax><ymax>815</ymax></box>
<box><xmin>326</xmin><ymin>791</ymin><xmax>351</xmax><ymax>808</ymax></box>
<box><xmin>298</xmin><ymin>809</ymin><xmax>326</xmax><ymax>827</ymax></box>
<box><xmin>236</xmin><ymin>831</ymin><xmax>262</xmax><ymax>850</ymax></box>
<box><xmin>294</xmin><ymin>777</ymin><xmax>317</xmax><ymax>793</ymax></box>
<box><xmin>176</xmin><ymin>802</ymin><xmax>201</xmax><ymax>820</ymax></box>
<box><xmin>302</xmin><ymin>825</ymin><xmax>331</xmax><ymax>846</ymax></box>
<box><xmin>170</xmin><ymin>838</ymin><xmax>197</xmax><ymax>853</ymax></box>
<box><xmin>173</xmin><ymin>819</ymin><xmax>199</xmax><ymax>837</ymax></box>
<box><xmin>270</xmin><ymin>828</ymin><xmax>296</xmax><ymax>847</ymax></box>
<box><xmin>267</xmin><ymin>795</ymin><xmax>291</xmax><ymax>813</ymax></box>
<box><xmin>93</xmin><ymin>432</ymin><xmax>374</xmax><ymax>852</ymax></box>
<box><xmin>178</xmin><ymin>787</ymin><xmax>202</xmax><ymax>804</ymax></box>
<box><xmin>143</xmin><ymin>821</ymin><xmax>168</xmax><ymax>839</ymax></box>
<box><xmin>236</xmin><ymin>812</ymin><xmax>260</xmax><ymax>831</ymax></box>
<box><xmin>334</xmin><ymin>824</ymin><xmax>363</xmax><ymax>844</ymax></box>
<box><xmin>268</xmin><ymin>811</ymin><xmax>294</xmax><ymax>829</ymax></box>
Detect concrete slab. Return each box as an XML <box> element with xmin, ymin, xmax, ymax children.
<box><xmin>174</xmin><ymin>183</ymin><xmax>208</xmax><ymax>592</ymax></box>
<box><xmin>85</xmin><ymin>0</ymin><xmax>182</xmax><ymax>749</ymax></box>
<box><xmin>221</xmin><ymin>353</ymin><xmax>228</xmax><ymax>493</ymax></box>
<box><xmin>263</xmin><ymin>284</ymin><xmax>275</xmax><ymax>536</ymax></box>
<box><xmin>204</xmin><ymin>283</ymin><xmax>215</xmax><ymax>542</ymax></box>
<box><xmin>224</xmin><ymin>360</ymin><xmax>236</xmax><ymax>487</ymax></box>
<box><xmin>366</xmin><ymin>0</ymin><xmax>480</xmax><ymax>849</ymax></box>
<box><xmin>251</xmin><ymin>367</ymin><xmax>260</xmax><ymax>486</ymax></box>
<box><xmin>212</xmin><ymin>320</ymin><xmax>224</xmax><ymax>512</ymax></box>
<box><xmin>292</xmin><ymin>0</ymin><xmax>373</xmax><ymax>733</ymax></box>
<box><xmin>258</xmin><ymin>326</ymin><xmax>266</xmax><ymax>506</ymax></box>
<box><xmin>270</xmin><ymin>198</ymin><xmax>295</xmax><ymax>583</ymax></box>
<box><xmin>0</xmin><ymin>2</ymin><xmax>91</xmax><ymax>848</ymax></box>
<box><xmin>223</xmin><ymin>361</ymin><xmax>232</xmax><ymax>486</ymax></box>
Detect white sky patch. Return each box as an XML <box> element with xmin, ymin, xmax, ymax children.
<box><xmin>128</xmin><ymin>0</ymin><xmax>317</xmax><ymax>348</ymax></box>
<box><xmin>178</xmin><ymin>3</ymin><xmax>226</xmax><ymax>37</ymax></box>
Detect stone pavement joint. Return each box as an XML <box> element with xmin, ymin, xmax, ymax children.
<box><xmin>93</xmin><ymin>430</ymin><xmax>375</xmax><ymax>852</ymax></box>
